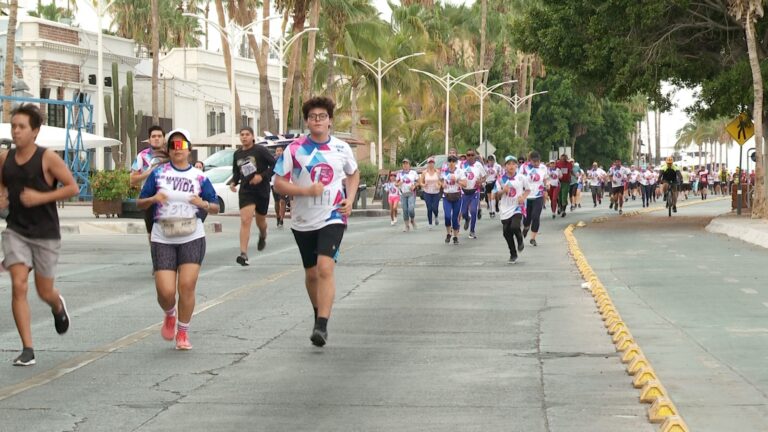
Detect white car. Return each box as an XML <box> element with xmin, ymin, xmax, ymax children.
<box><xmin>204</xmin><ymin>166</ymin><xmax>239</xmax><ymax>214</ymax></box>
<box><xmin>204</xmin><ymin>166</ymin><xmax>276</xmax><ymax>214</ymax></box>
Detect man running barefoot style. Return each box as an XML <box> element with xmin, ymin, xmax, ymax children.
<box><xmin>0</xmin><ymin>104</ymin><xmax>78</xmax><ymax>366</ymax></box>
<box><xmin>274</xmin><ymin>96</ymin><xmax>359</xmax><ymax>347</ymax></box>
<box><xmin>228</xmin><ymin>127</ymin><xmax>275</xmax><ymax>266</ymax></box>
<box><xmin>520</xmin><ymin>151</ymin><xmax>549</xmax><ymax>246</ymax></box>
<box><xmin>138</xmin><ymin>129</ymin><xmax>219</xmax><ymax>350</ymax></box>
<box><xmin>495</xmin><ymin>156</ymin><xmax>530</xmax><ymax>264</ymax></box>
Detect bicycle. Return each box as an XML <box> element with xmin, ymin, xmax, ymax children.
<box><xmin>664</xmin><ymin>182</ymin><xmax>679</xmax><ymax>217</ymax></box>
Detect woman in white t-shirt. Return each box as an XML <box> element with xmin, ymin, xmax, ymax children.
<box><xmin>439</xmin><ymin>155</ymin><xmax>466</xmax><ymax>245</ymax></box>
<box><xmin>138</xmin><ymin>129</ymin><xmax>220</xmax><ymax>351</ymax></box>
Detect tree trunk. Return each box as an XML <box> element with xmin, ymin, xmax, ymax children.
<box><xmin>522</xmin><ymin>62</ymin><xmax>535</xmax><ymax>139</ymax></box>
<box><xmin>477</xmin><ymin>0</ymin><xmax>487</xmax><ymax>85</ymax></box>
<box><xmin>302</xmin><ymin>0</ymin><xmax>320</xmax><ymax>103</ymax></box>
<box><xmin>654</xmin><ymin>109</ymin><xmax>661</xmax><ymax>165</ymax></box>
<box><xmin>645</xmin><ymin>110</ymin><xmax>652</xmax><ymax>162</ymax></box>
<box><xmin>150</xmin><ymin>0</ymin><xmax>160</xmax><ymax>123</ymax></box>
<box><xmin>204</xmin><ymin>1</ymin><xmax>210</xmax><ymax>50</ymax></box>
<box><xmin>2</xmin><ymin>0</ymin><xmax>18</xmax><ymax>122</ymax></box>
<box><xmin>240</xmin><ymin>0</ymin><xmax>277</xmax><ymax>134</ymax></box>
<box><xmin>215</xmin><ymin>0</ymin><xmax>241</xmax><ymax>126</ymax></box>
<box><xmin>501</xmin><ymin>42</ymin><xmax>512</xmax><ymax>96</ymax></box>
<box><xmin>745</xmin><ymin>7</ymin><xmax>766</xmax><ymax>217</ymax></box>
<box><xmin>292</xmin><ymin>73</ymin><xmax>302</xmax><ymax>129</ymax></box>
<box><xmin>282</xmin><ymin>6</ymin><xmax>308</xmax><ymax>132</ymax></box>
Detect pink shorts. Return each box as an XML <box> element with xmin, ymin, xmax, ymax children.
<box><xmin>388</xmin><ymin>196</ymin><xmax>400</xmax><ymax>206</ymax></box>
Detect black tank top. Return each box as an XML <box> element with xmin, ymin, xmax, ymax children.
<box><xmin>2</xmin><ymin>147</ymin><xmax>60</xmax><ymax>239</ymax></box>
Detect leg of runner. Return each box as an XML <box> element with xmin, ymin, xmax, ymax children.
<box><xmin>389</xmin><ymin>197</ymin><xmax>398</xmax><ymax>225</ymax></box>
<box><xmin>460</xmin><ymin>193</ymin><xmax>471</xmax><ymax>231</ymax></box>
<box><xmin>558</xmin><ymin>184</ymin><xmax>569</xmax><ymax>216</ymax></box>
<box><xmin>255</xmin><ymin>211</ymin><xmax>268</xmax><ymax>251</ymax></box>
<box><xmin>175</xmin><ymin>263</ymin><xmax>201</xmax><ymax>350</ymax></box>
<box><xmin>527</xmin><ymin>197</ymin><xmax>544</xmax><ymax>246</ymax></box>
<box><xmin>591</xmin><ymin>184</ymin><xmax>599</xmax><ymax>207</ymax></box>
<box><xmin>468</xmin><ymin>192</ymin><xmax>479</xmax><ymax>238</ymax></box>
<box><xmin>450</xmin><ymin>199</ymin><xmax>461</xmax><ymax>244</ymax></box>
<box><xmin>424</xmin><ymin>193</ymin><xmax>434</xmax><ymax>226</ymax></box>
<box><xmin>549</xmin><ymin>185</ymin><xmax>560</xmax><ymax>218</ymax></box>
<box><xmin>443</xmin><ymin>197</ymin><xmax>451</xmax><ymax>243</ymax></box>
<box><xmin>237</xmin><ymin>205</ymin><xmax>255</xmax><ymax>266</ymax></box>
<box><xmin>501</xmin><ymin>214</ymin><xmax>524</xmax><ymax>263</ymax></box>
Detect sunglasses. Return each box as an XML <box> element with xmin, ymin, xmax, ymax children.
<box><xmin>170</xmin><ymin>139</ymin><xmax>190</xmax><ymax>150</ymax></box>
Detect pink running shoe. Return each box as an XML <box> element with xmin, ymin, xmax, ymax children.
<box><xmin>161</xmin><ymin>315</ymin><xmax>176</xmax><ymax>341</ymax></box>
<box><xmin>175</xmin><ymin>332</ymin><xmax>192</xmax><ymax>350</ymax></box>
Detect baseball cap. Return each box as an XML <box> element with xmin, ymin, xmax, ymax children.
<box><xmin>402</xmin><ymin>158</ymin><xmax>410</xmax><ymax>163</ymax></box>
<box><xmin>166</xmin><ymin>128</ymin><xmax>192</xmax><ymax>150</ymax></box>
<box><xmin>427</xmin><ymin>157</ymin><xmax>435</xmax><ymax>163</ymax></box>
<box><xmin>504</xmin><ymin>155</ymin><xmax>518</xmax><ymax>164</ymax></box>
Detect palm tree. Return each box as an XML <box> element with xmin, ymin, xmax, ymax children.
<box><xmin>3</xmin><ymin>0</ymin><xmax>18</xmax><ymax>123</ymax></box>
<box><xmin>302</xmin><ymin>0</ymin><xmax>320</xmax><ymax>103</ymax></box>
<box><xmin>728</xmin><ymin>0</ymin><xmax>765</xmax><ymax>217</ymax></box>
<box><xmin>275</xmin><ymin>0</ymin><xmax>311</xmax><ymax>131</ymax></box>
<box><xmin>214</xmin><ymin>0</ymin><xmax>241</xmax><ymax>123</ymax></box>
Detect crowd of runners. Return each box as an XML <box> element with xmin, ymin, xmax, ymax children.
<box><xmin>0</xmin><ymin>98</ymin><xmax>745</xmax><ymax>365</ymax></box>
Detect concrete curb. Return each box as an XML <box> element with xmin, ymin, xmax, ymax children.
<box><xmin>706</xmin><ymin>216</ymin><xmax>768</xmax><ymax>249</ymax></box>
<box><xmin>564</xmin><ymin>223</ymin><xmax>690</xmax><ymax>431</ymax></box>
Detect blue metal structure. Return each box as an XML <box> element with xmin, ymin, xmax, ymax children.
<box><xmin>0</xmin><ymin>94</ymin><xmax>94</xmax><ymax>199</ymax></box>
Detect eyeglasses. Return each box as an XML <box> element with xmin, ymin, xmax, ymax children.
<box><xmin>170</xmin><ymin>139</ymin><xmax>190</xmax><ymax>150</ymax></box>
<box><xmin>466</xmin><ymin>153</ymin><xmax>475</xmax><ymax>157</ymax></box>
<box><xmin>307</xmin><ymin>113</ymin><xmax>329</xmax><ymax>121</ymax></box>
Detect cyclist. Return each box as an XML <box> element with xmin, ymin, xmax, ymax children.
<box><xmin>659</xmin><ymin>156</ymin><xmax>682</xmax><ymax>213</ymax></box>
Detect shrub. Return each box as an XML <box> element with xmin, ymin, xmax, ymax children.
<box><xmin>358</xmin><ymin>162</ymin><xmax>379</xmax><ymax>187</ymax></box>
<box><xmin>91</xmin><ymin>169</ymin><xmax>132</xmax><ymax>201</ymax></box>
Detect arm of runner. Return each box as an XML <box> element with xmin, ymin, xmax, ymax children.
<box><xmin>137</xmin><ymin>171</ymin><xmax>167</xmax><ymax>209</ymax></box>
<box><xmin>338</xmin><ymin>170</ymin><xmax>360</xmax><ymax>216</ymax></box>
<box><xmin>20</xmin><ymin>150</ymin><xmax>79</xmax><ymax>207</ymax></box>
<box><xmin>0</xmin><ymin>151</ymin><xmax>7</xmax><ymax>209</ymax></box>
<box><xmin>228</xmin><ymin>153</ymin><xmax>240</xmax><ymax>191</ymax></box>
<box><xmin>129</xmin><ymin>168</ymin><xmax>153</xmax><ymax>187</ymax></box>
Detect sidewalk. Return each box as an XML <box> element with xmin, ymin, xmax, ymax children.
<box><xmin>706</xmin><ymin>213</ymin><xmax>768</xmax><ymax>249</ymax></box>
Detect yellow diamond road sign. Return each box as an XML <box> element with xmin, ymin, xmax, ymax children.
<box><xmin>726</xmin><ymin>113</ymin><xmax>754</xmax><ymax>146</ymax></box>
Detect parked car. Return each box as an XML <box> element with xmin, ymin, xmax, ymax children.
<box><xmin>201</xmin><ymin>137</ymin><xmax>299</xmax><ymax>171</ymax></box>
<box><xmin>203</xmin><ymin>166</ymin><xmax>239</xmax><ymax>214</ymax></box>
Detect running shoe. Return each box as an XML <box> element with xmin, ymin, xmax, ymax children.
<box><xmin>578</xmin><ymin>204</ymin><xmax>581</xmax><ymax>208</ymax></box>
<box><xmin>463</xmin><ymin>219</ymin><xmax>469</xmax><ymax>231</ymax></box>
<box><xmin>445</xmin><ymin>234</ymin><xmax>451</xmax><ymax>244</ymax></box>
<box><xmin>594</xmin><ymin>203</ymin><xmax>597</xmax><ymax>208</ymax></box>
<box><xmin>390</xmin><ymin>220</ymin><xmax>396</xmax><ymax>226</ymax></box>
<box><xmin>12</xmin><ymin>349</ymin><xmax>35</xmax><ymax>366</ymax></box>
<box><xmin>518</xmin><ymin>242</ymin><xmax>525</xmax><ymax>253</ymax></box>
<box><xmin>530</xmin><ymin>239</ymin><xmax>537</xmax><ymax>247</ymax></box>
<box><xmin>552</xmin><ymin>214</ymin><xmax>556</xmax><ymax>219</ymax></box>
<box><xmin>257</xmin><ymin>235</ymin><xmax>267</xmax><ymax>251</ymax></box>
<box><xmin>161</xmin><ymin>315</ymin><xmax>177</xmax><ymax>341</ymax></box>
<box><xmin>468</xmin><ymin>232</ymin><xmax>477</xmax><ymax>239</ymax></box>
<box><xmin>561</xmin><ymin>211</ymin><xmax>566</xmax><ymax>218</ymax></box>
<box><xmin>673</xmin><ymin>206</ymin><xmax>677</xmax><ymax>213</ymax></box>
<box><xmin>453</xmin><ymin>236</ymin><xmax>459</xmax><ymax>245</ymax></box>
<box><xmin>522</xmin><ymin>226</ymin><xmax>529</xmax><ymax>238</ymax></box>
<box><xmin>310</xmin><ymin>328</ymin><xmax>327</xmax><ymax>347</ymax></box>
<box><xmin>434</xmin><ymin>220</ymin><xmax>440</xmax><ymax>226</ymax></box>
<box><xmin>507</xmin><ymin>256</ymin><xmax>517</xmax><ymax>265</ymax></box>
<box><xmin>236</xmin><ymin>253</ymin><xmax>249</xmax><ymax>266</ymax></box>
<box><xmin>477</xmin><ymin>210</ymin><xmax>482</xmax><ymax>220</ymax></box>
<box><xmin>53</xmin><ymin>295</ymin><xmax>70</xmax><ymax>335</ymax></box>
<box><xmin>619</xmin><ymin>209</ymin><xmax>623</xmax><ymax>215</ymax></box>
<box><xmin>609</xmin><ymin>202</ymin><xmax>614</xmax><ymax>210</ymax></box>
<box><xmin>175</xmin><ymin>332</ymin><xmax>192</xmax><ymax>350</ymax></box>
<box><xmin>490</xmin><ymin>212</ymin><xmax>495</xmax><ymax>219</ymax></box>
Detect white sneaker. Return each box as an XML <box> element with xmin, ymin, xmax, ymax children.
<box><xmin>390</xmin><ymin>220</ymin><xmax>396</xmax><ymax>226</ymax></box>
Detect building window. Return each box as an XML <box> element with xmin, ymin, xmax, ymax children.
<box><xmin>207</xmin><ymin>111</ymin><xmax>216</xmax><ymax>136</ymax></box>
<box><xmin>218</xmin><ymin>112</ymin><xmax>226</xmax><ymax>134</ymax></box>
<box><xmin>47</xmin><ymin>105</ymin><xmax>65</xmax><ymax>128</ymax></box>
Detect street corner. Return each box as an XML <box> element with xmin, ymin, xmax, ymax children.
<box><xmin>706</xmin><ymin>214</ymin><xmax>768</xmax><ymax>249</ymax></box>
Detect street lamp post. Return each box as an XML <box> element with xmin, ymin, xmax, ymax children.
<box><xmin>456</xmin><ymin>80</ymin><xmax>517</xmax><ymax>154</ymax></box>
<box><xmin>335</xmin><ymin>53</ymin><xmax>424</xmax><ymax>169</ymax></box>
<box><xmin>185</xmin><ymin>13</ymin><xmax>278</xmax><ymax>148</ymax></box>
<box><xmin>252</xmin><ymin>28</ymin><xmax>318</xmax><ymax>134</ymax></box>
<box><xmin>408</xmin><ymin>69</ymin><xmax>487</xmax><ymax>154</ymax></box>
<box><xmin>490</xmin><ymin>90</ymin><xmax>549</xmax><ymax>138</ymax></box>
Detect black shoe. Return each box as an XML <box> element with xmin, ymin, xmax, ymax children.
<box><xmin>463</xmin><ymin>219</ymin><xmax>469</xmax><ymax>231</ymax></box>
<box><xmin>673</xmin><ymin>206</ymin><xmax>677</xmax><ymax>213</ymax></box>
<box><xmin>53</xmin><ymin>295</ymin><xmax>70</xmax><ymax>335</ymax></box>
<box><xmin>445</xmin><ymin>234</ymin><xmax>451</xmax><ymax>244</ymax></box>
<box><xmin>561</xmin><ymin>211</ymin><xmax>566</xmax><ymax>218</ymax></box>
<box><xmin>619</xmin><ymin>209</ymin><xmax>623</xmax><ymax>215</ymax></box>
<box><xmin>578</xmin><ymin>204</ymin><xmax>581</xmax><ymax>208</ymax></box>
<box><xmin>12</xmin><ymin>348</ymin><xmax>35</xmax><ymax>366</ymax></box>
<box><xmin>236</xmin><ymin>253</ymin><xmax>249</xmax><ymax>266</ymax></box>
<box><xmin>522</xmin><ymin>226</ymin><xmax>530</xmax><ymax>238</ymax></box>
<box><xmin>478</xmin><ymin>209</ymin><xmax>482</xmax><ymax>220</ymax></box>
<box><xmin>310</xmin><ymin>328</ymin><xmax>327</xmax><ymax>347</ymax></box>
<box><xmin>257</xmin><ymin>235</ymin><xmax>267</xmax><ymax>251</ymax></box>
<box><xmin>594</xmin><ymin>203</ymin><xmax>597</xmax><ymax>208</ymax></box>
<box><xmin>518</xmin><ymin>242</ymin><xmax>525</xmax><ymax>253</ymax></box>
<box><xmin>530</xmin><ymin>239</ymin><xmax>537</xmax><ymax>247</ymax></box>
<box><xmin>507</xmin><ymin>256</ymin><xmax>517</xmax><ymax>265</ymax></box>
<box><xmin>552</xmin><ymin>214</ymin><xmax>556</xmax><ymax>219</ymax></box>
<box><xmin>453</xmin><ymin>236</ymin><xmax>459</xmax><ymax>245</ymax></box>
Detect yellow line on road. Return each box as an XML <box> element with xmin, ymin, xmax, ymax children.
<box><xmin>0</xmin><ymin>268</ymin><xmax>299</xmax><ymax>402</ymax></box>
<box><xmin>564</xmin><ymin>224</ymin><xmax>690</xmax><ymax>431</ymax></box>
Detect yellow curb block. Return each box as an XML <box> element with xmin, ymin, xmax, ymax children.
<box><xmin>660</xmin><ymin>415</ymin><xmax>690</xmax><ymax>432</ymax></box>
<box><xmin>564</xmin><ymin>223</ymin><xmax>687</xmax><ymax>428</ymax></box>
<box><xmin>640</xmin><ymin>379</ymin><xmax>667</xmax><ymax>403</ymax></box>
<box><xmin>648</xmin><ymin>397</ymin><xmax>678</xmax><ymax>423</ymax></box>
<box><xmin>627</xmin><ymin>355</ymin><xmax>650</xmax><ymax>375</ymax></box>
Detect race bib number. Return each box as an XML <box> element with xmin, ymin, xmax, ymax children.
<box><xmin>240</xmin><ymin>161</ymin><xmax>257</xmax><ymax>177</ymax></box>
<box><xmin>158</xmin><ymin>202</ymin><xmax>196</xmax><ymax>219</ymax></box>
<box><xmin>309</xmin><ymin>163</ymin><xmax>337</xmax><ymax>209</ymax></box>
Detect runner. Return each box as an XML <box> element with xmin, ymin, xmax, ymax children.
<box><xmin>587</xmin><ymin>162</ymin><xmax>606</xmax><ymax>207</ymax></box>
<box><xmin>690</xmin><ymin>167</ymin><xmax>699</xmax><ymax>196</ymax></box>
<box><xmin>659</xmin><ymin>156</ymin><xmax>681</xmax><ymax>213</ymax></box>
<box><xmin>698</xmin><ymin>165</ymin><xmax>710</xmax><ymax>200</ymax></box>
<box><xmin>629</xmin><ymin>166</ymin><xmax>640</xmax><ymax>201</ymax></box>
<box><xmin>441</xmin><ymin>147</ymin><xmax>459</xmax><ymax>173</ymax></box>
<box><xmin>555</xmin><ymin>154</ymin><xmax>572</xmax><ymax>217</ymax></box>
<box><xmin>460</xmin><ymin>148</ymin><xmax>486</xmax><ymax>239</ymax></box>
<box><xmin>547</xmin><ymin>160</ymin><xmax>561</xmax><ymax>219</ymax></box>
<box><xmin>681</xmin><ymin>166</ymin><xmax>691</xmax><ymax>200</ymax></box>
<box><xmin>273</xmin><ymin>96</ymin><xmax>359</xmax><ymax>347</ymax></box>
<box><xmin>484</xmin><ymin>155</ymin><xmax>501</xmax><ymax>218</ymax></box>
<box><xmin>719</xmin><ymin>166</ymin><xmax>728</xmax><ymax>196</ymax></box>
<box><xmin>228</xmin><ymin>126</ymin><xmax>276</xmax><ymax>266</ymax></box>
<box><xmin>0</xmin><ymin>104</ymin><xmax>78</xmax><ymax>366</ymax></box>
<box><xmin>137</xmin><ymin>129</ymin><xmax>219</xmax><ymax>350</ymax></box>
<box><xmin>440</xmin><ymin>155</ymin><xmax>465</xmax><ymax>245</ymax></box>
<box><xmin>130</xmin><ymin>125</ymin><xmax>167</xmax><ymax>238</ymax></box>
<box><xmin>640</xmin><ymin>164</ymin><xmax>654</xmax><ymax>207</ymax></box>
<box><xmin>494</xmin><ymin>155</ymin><xmax>530</xmax><ymax>264</ymax></box>
<box><xmin>271</xmin><ymin>146</ymin><xmax>288</xmax><ymax>227</ymax></box>
<box><xmin>608</xmin><ymin>159</ymin><xmax>630</xmax><ymax>215</ymax></box>
<box><xmin>419</xmin><ymin>157</ymin><xmax>441</xmax><ymax>227</ymax></box>
<box><xmin>396</xmin><ymin>158</ymin><xmax>419</xmax><ymax>232</ymax></box>
<box><xmin>520</xmin><ymin>151</ymin><xmax>549</xmax><ymax>246</ymax></box>
<box><xmin>569</xmin><ymin>161</ymin><xmax>581</xmax><ymax>211</ymax></box>
<box><xmin>383</xmin><ymin>172</ymin><xmax>400</xmax><ymax>226</ymax></box>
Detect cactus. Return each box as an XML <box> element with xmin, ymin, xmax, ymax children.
<box><xmin>111</xmin><ymin>62</ymin><xmax>120</xmax><ymax>140</ymax></box>
<box><xmin>104</xmin><ymin>63</ymin><xmax>141</xmax><ymax>168</ymax></box>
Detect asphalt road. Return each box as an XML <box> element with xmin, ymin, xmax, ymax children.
<box><xmin>0</xmin><ymin>193</ymin><xmax>739</xmax><ymax>431</ymax></box>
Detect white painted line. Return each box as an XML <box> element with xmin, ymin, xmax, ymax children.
<box><xmin>741</xmin><ymin>288</ymin><xmax>758</xmax><ymax>295</ymax></box>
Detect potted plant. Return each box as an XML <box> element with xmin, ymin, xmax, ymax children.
<box><xmin>120</xmin><ymin>183</ymin><xmax>144</xmax><ymax>219</ymax></box>
<box><xmin>91</xmin><ymin>169</ymin><xmax>131</xmax><ymax>218</ymax></box>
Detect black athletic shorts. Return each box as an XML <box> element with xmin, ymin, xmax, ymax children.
<box><xmin>484</xmin><ymin>182</ymin><xmax>494</xmax><ymax>195</ymax></box>
<box><xmin>239</xmin><ymin>190</ymin><xmax>270</xmax><ymax>215</ymax></box>
<box><xmin>150</xmin><ymin>237</ymin><xmax>206</xmax><ymax>271</ymax></box>
<box><xmin>611</xmin><ymin>186</ymin><xmax>624</xmax><ymax>195</ymax></box>
<box><xmin>569</xmin><ymin>183</ymin><xmax>578</xmax><ymax>196</ymax></box>
<box><xmin>291</xmin><ymin>224</ymin><xmax>345</xmax><ymax>269</ymax></box>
